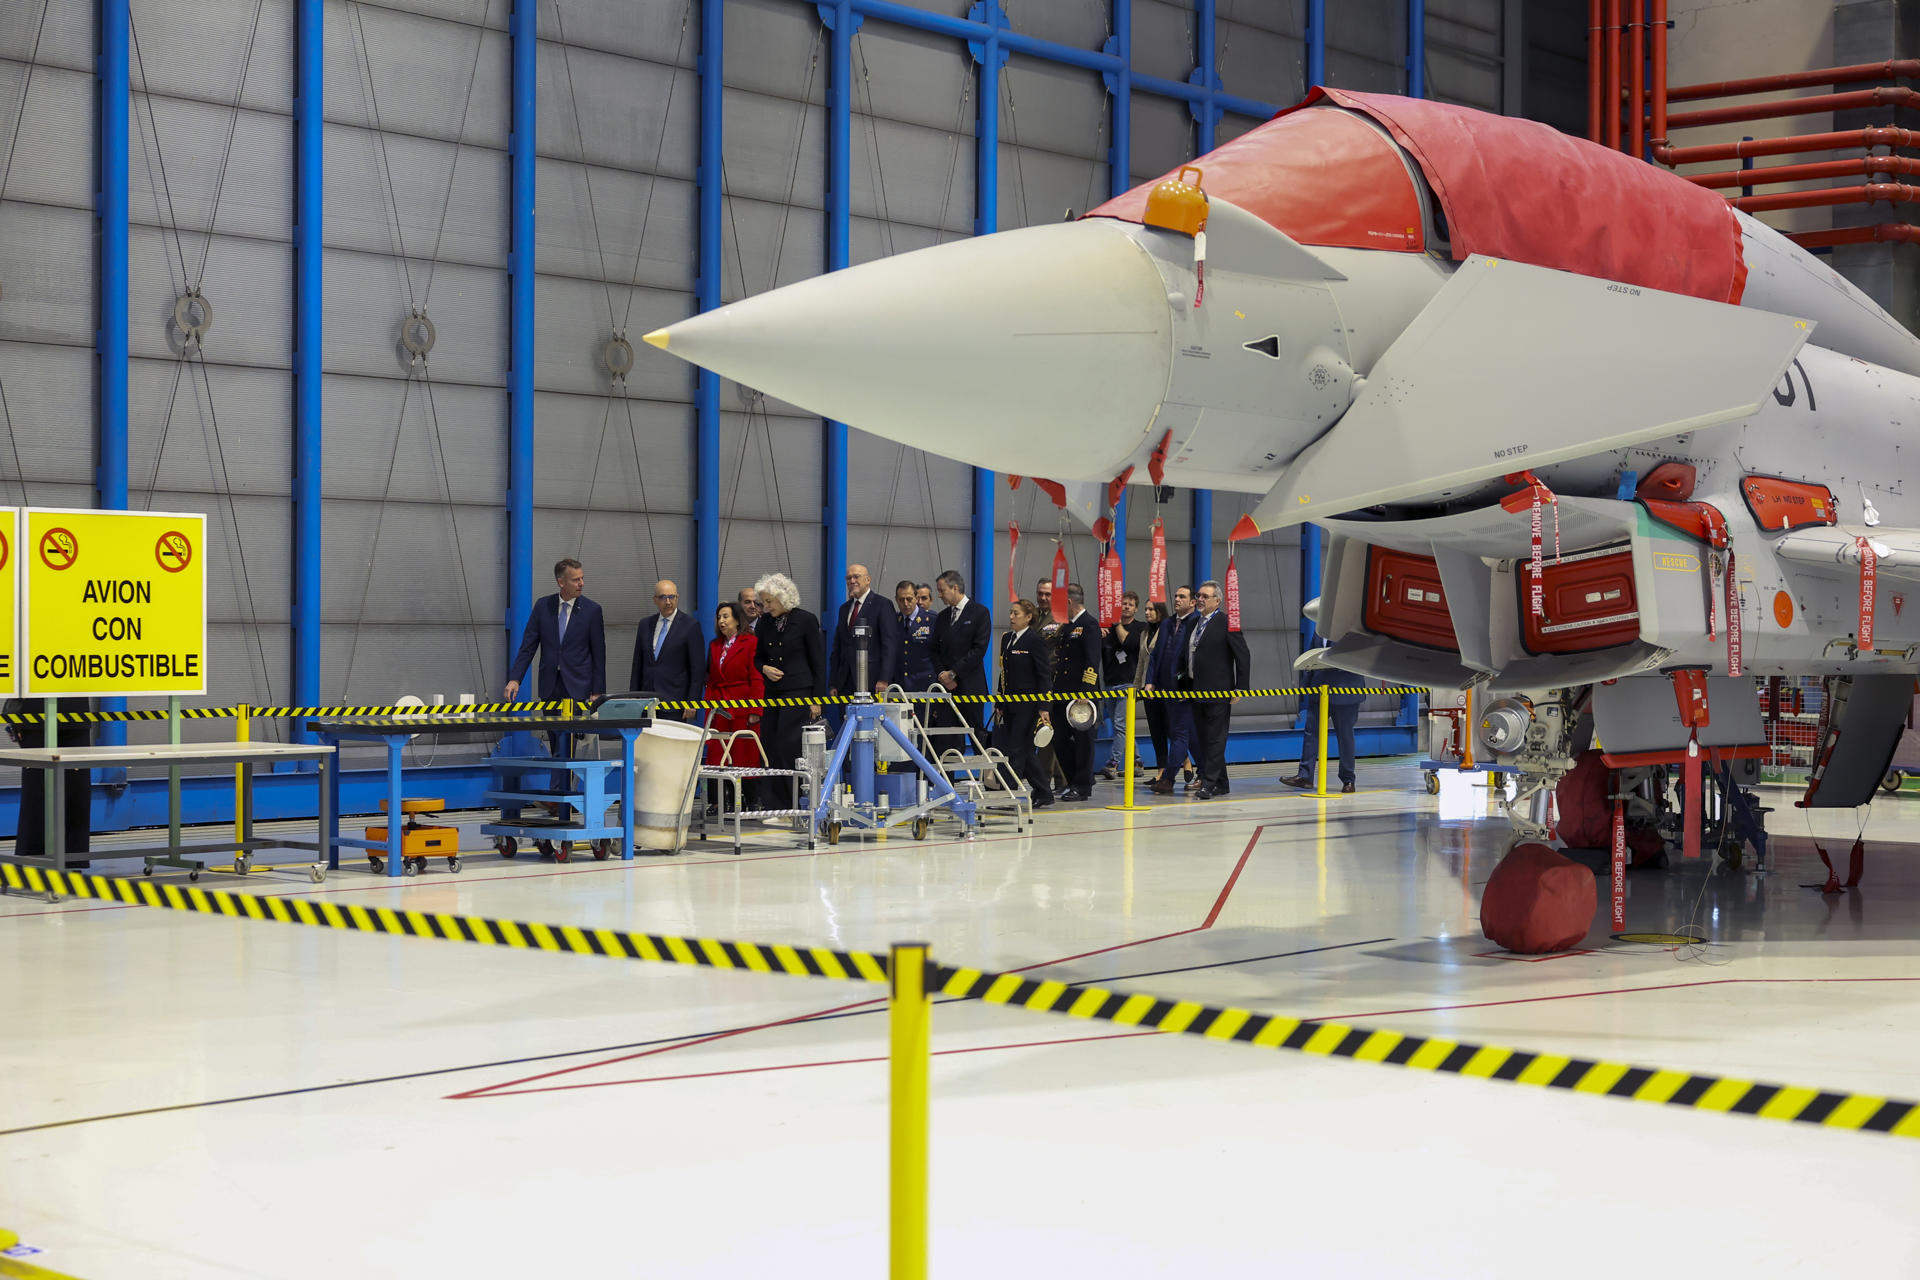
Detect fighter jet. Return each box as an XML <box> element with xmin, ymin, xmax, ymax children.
<box><xmin>646</xmin><ymin>87</ymin><xmax>1920</xmax><ymax>832</ymax></box>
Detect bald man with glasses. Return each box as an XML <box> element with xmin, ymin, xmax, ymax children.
<box><xmin>630</xmin><ymin>579</ymin><xmax>706</xmax><ymax>719</ymax></box>
<box><xmin>830</xmin><ymin>562</ymin><xmax>902</xmax><ymax>698</ymax></box>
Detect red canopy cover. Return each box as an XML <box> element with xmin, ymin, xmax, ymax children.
<box><xmin>1091</xmin><ymin>87</ymin><xmax>1747</xmax><ymax>305</ymax></box>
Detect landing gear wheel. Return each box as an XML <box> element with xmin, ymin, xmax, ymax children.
<box><xmin>1425</xmin><ymin>771</ymin><xmax>1440</xmax><ymax>795</ymax></box>
<box><xmin>495</xmin><ymin>836</ymin><xmax>518</xmax><ymax>859</ymax></box>
<box><xmin>1883</xmin><ymin>769</ymin><xmax>1905</xmax><ymax>794</ymax></box>
<box><xmin>592</xmin><ymin>840</ymin><xmax>613</xmax><ymax>861</ymax></box>
<box><xmin>825</xmin><ymin>822</ymin><xmax>842</xmax><ymax>846</ymax></box>
<box><xmin>912</xmin><ymin>817</ymin><xmax>931</xmax><ymax>841</ymax></box>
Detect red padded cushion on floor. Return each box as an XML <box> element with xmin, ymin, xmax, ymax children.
<box><xmin>1554</xmin><ymin>750</ymin><xmax>1610</xmax><ymax>849</ymax></box>
<box><xmin>1481</xmin><ymin>843</ymin><xmax>1597</xmax><ymax>954</ymax></box>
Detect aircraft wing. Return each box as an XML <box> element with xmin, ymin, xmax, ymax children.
<box><xmin>1774</xmin><ymin>526</ymin><xmax>1920</xmax><ymax>586</ymax></box>
<box><xmin>1238</xmin><ymin>255</ymin><xmax>1814</xmax><ymax>533</ymax></box>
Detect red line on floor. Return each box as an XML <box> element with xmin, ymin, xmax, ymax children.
<box><xmin>1202</xmin><ymin>825</ymin><xmax>1264</xmax><ymax>929</ymax></box>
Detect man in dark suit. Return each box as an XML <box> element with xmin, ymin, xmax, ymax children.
<box><xmin>630</xmin><ymin>578</ymin><xmax>706</xmax><ymax>717</ymax></box>
<box><xmin>932</xmin><ymin>568</ymin><xmax>991</xmax><ymax>738</ymax></box>
<box><xmin>506</xmin><ymin>558</ymin><xmax>606</xmax><ymax>706</ymax></box>
<box><xmin>829</xmin><ymin>562</ymin><xmax>902</xmax><ymax>699</ymax></box>
<box><xmin>894</xmin><ymin>578</ymin><xmax>937</xmax><ymax>690</ymax></box>
<box><xmin>1185</xmin><ymin>579</ymin><xmax>1250</xmax><ymax>799</ymax></box>
<box><xmin>1145</xmin><ymin>585</ymin><xmax>1197</xmax><ymax>795</ymax></box>
<box><xmin>1051</xmin><ymin>583</ymin><xmax>1104</xmax><ymax>801</ymax></box>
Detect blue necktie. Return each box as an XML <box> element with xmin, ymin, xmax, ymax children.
<box><xmin>557</xmin><ymin>600</ymin><xmax>570</xmax><ymax>644</ymax></box>
<box><xmin>654</xmin><ymin>616</ymin><xmax>669</xmax><ymax>659</ymax></box>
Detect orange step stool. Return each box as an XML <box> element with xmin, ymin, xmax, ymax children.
<box><xmin>366</xmin><ymin>797</ymin><xmax>461</xmax><ymax>876</ymax></box>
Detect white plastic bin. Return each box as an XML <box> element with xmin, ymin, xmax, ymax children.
<box><xmin>632</xmin><ymin>720</ymin><xmax>704</xmax><ymax>851</ymax></box>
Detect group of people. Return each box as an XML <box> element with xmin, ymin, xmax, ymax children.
<box><xmin>507</xmin><ymin>555</ymin><xmax>1359</xmax><ymax>814</ymax></box>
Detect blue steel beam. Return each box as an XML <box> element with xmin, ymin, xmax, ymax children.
<box><xmin>695</xmin><ymin>0</ymin><xmax>722</xmax><ymax>616</ymax></box>
<box><xmin>1300</xmin><ymin>0</ymin><xmax>1325</xmax><ymax>652</ymax></box>
<box><xmin>1407</xmin><ymin>0</ymin><xmax>1425</xmax><ymax>97</ymax></box>
<box><xmin>970</xmin><ymin>1</ymin><xmax>1005</xmax><ymax>619</ymax></box>
<box><xmin>821</xmin><ymin>2</ymin><xmax>855</xmax><ymax>640</ymax></box>
<box><xmin>292</xmin><ymin>0</ymin><xmax>322</xmax><ymax>735</ymax></box>
<box><xmin>1188</xmin><ymin>0</ymin><xmax>1219</xmax><ymax>589</ymax></box>
<box><xmin>1307</xmin><ymin>0</ymin><xmax>1326</xmax><ymax>85</ymax></box>
<box><xmin>96</xmin><ymin>0</ymin><xmax>129</xmax><ymax>756</ymax></box>
<box><xmin>507</xmin><ymin>0</ymin><xmax>536</xmax><ymax>685</ymax></box>
<box><xmin>1103</xmin><ymin>0</ymin><xmax>1131</xmax><ymax>577</ymax></box>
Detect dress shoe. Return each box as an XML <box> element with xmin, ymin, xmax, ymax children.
<box><xmin>1341</xmin><ymin>781</ymin><xmax>1356</xmax><ymax>794</ymax></box>
<box><xmin>1279</xmin><ymin>775</ymin><xmax>1312</xmax><ymax>789</ymax></box>
<box><xmin>1213</xmin><ymin>784</ymin><xmax>1230</xmax><ymax>796</ymax></box>
<box><xmin>1183</xmin><ymin>778</ymin><xmax>1200</xmax><ymax>792</ymax></box>
<box><xmin>1182</xmin><ymin>767</ymin><xmax>1196</xmax><ymax>785</ymax></box>
<box><xmin>1193</xmin><ymin>786</ymin><xmax>1216</xmax><ymax>800</ymax></box>
<box><xmin>1031</xmin><ymin>791</ymin><xmax>1054</xmax><ymax>809</ymax></box>
<box><xmin>1147</xmin><ymin>777</ymin><xmax>1174</xmax><ymax>795</ymax></box>
<box><xmin>1056</xmin><ymin>787</ymin><xmax>1088</xmax><ymax>802</ymax></box>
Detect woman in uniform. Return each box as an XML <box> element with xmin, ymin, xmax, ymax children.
<box><xmin>994</xmin><ymin>598</ymin><xmax>1053</xmax><ymax>808</ymax></box>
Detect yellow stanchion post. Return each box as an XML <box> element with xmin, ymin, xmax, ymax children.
<box><xmin>1315</xmin><ymin>686</ymin><xmax>1331</xmax><ymax>798</ymax></box>
<box><xmin>889</xmin><ymin>942</ymin><xmax>931</xmax><ymax>1280</ymax></box>
<box><xmin>1106</xmin><ymin>688</ymin><xmax>1151</xmax><ymax>812</ymax></box>
<box><xmin>233</xmin><ymin>703</ymin><xmax>250</xmax><ymax>849</ymax></box>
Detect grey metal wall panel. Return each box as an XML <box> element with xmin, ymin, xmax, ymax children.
<box><xmin>130</xmin><ymin>489</ymin><xmax>293</xmax><ymax>623</ymax></box>
<box><xmin>720</xmin><ymin>404</ymin><xmax>822</xmax><ymax>609</ymax></box>
<box><xmin>849</xmin><ymin>115</ymin><xmax>977</xmax><ymax>232</ymax></box>
<box><xmin>206</xmin><ymin>621</ymin><xmax>291</xmax><ymax>710</ymax></box>
<box><xmin>1427</xmin><ymin>0</ymin><xmax>1501</xmax><ymax>111</ymax></box>
<box><xmin>723</xmin><ymin>89</ymin><xmax>826</xmax><ymax>208</ymax></box>
<box><xmin>849</xmin><ymin>216</ymin><xmax>954</xmax><ymax>266</ymax></box>
<box><xmin>317</xmin><ymin>373</ymin><xmax>507</xmax><ymax>501</ymax></box>
<box><xmin>846</xmin><ymin>428</ymin><xmax>970</xmax><ymax>529</ymax></box>
<box><xmin>1428</xmin><ymin>44</ymin><xmax>1500</xmax><ymax>111</ymax></box>
<box><xmin>720</xmin><ymin>518</ymin><xmax>824</xmax><ymax>620</ymax></box>
<box><xmin>129</xmin><ymin>227</ymin><xmax>290</xmax><ymax>365</ymax></box>
<box><xmin>719</xmin><ymin>195</ymin><xmax>825</xmax><ymax>304</ymax></box>
<box><xmin>356</xmin><ymin>0</ymin><xmax>504</xmax><ymax>31</ymax></box>
<box><xmin>1329</xmin><ymin>0</ymin><xmax>1408</xmax><ymax>93</ymax></box>
<box><xmin>0</xmin><ymin>61</ymin><xmax>93</xmax><ymax>209</ymax></box>
<box><xmin>322</xmin><ymin>125</ymin><xmax>508</xmax><ymax>268</ymax></box>
<box><xmin>0</xmin><ymin>200</ymin><xmax>92</xmax><ymax>346</ymax></box>
<box><xmin>849</xmin><ymin>23</ymin><xmax>976</xmax><ymax>136</ymax></box>
<box><xmin>128</xmin><ymin>0</ymin><xmax>293</xmax><ymax>110</ymax></box>
<box><xmin>0</xmin><ymin>342</ymin><xmax>94</xmax><ymax>485</ymax></box>
<box><xmin>321</xmin><ymin>248</ymin><xmax>507</xmax><ymax>386</ymax></box>
<box><xmin>530</xmin><ymin>389</ymin><xmax>694</xmax><ymax>514</ymax></box>
<box><xmin>534</xmin><ymin>0</ymin><xmax>697</xmax><ymax>67</ymax></box>
<box><xmin>321</xmin><ymin>497</ymin><xmax>505</xmax><ymax>624</ymax></box>
<box><xmin>999</xmin><ymin>60</ymin><xmax>1106</xmax><ymax>162</ymax></box>
<box><xmin>536</xmin><ymin>160</ymin><xmax>696</xmax><ymax>293</ymax></box>
<box><xmin>538</xmin><ymin>42</ymin><xmax>697</xmax><ymax>179</ymax></box>
<box><xmin>320</xmin><ymin>622</ymin><xmax>502</xmax><ymax>704</ymax></box>
<box><xmin>847</xmin><ymin>521</ymin><xmax>966</xmax><ymax>605</ymax></box>
<box><xmin>1132</xmin><ymin>0</ymin><xmax>1197</xmax><ymax>82</ymax></box>
<box><xmin>1129</xmin><ymin>92</ymin><xmax>1192</xmax><ymax>184</ymax></box>
<box><xmin>128</xmin><ymin>96</ymin><xmax>292</xmax><ymax>245</ymax></box>
<box><xmin>723</xmin><ymin>0</ymin><xmax>828</xmax><ymax>103</ymax></box>
<box><xmin>128</xmin><ymin>358</ymin><xmax>292</xmax><ymax>495</ymax></box>
<box><xmin>1008</xmin><ymin>2</ymin><xmax>1110</xmax><ymax>49</ymax></box>
<box><xmin>997</xmin><ymin>141</ymin><xmax>1108</xmax><ymax>228</ymax></box>
<box><xmin>535</xmin><ymin>507</ymin><xmax>694</xmax><ymax>622</ymax></box>
<box><xmin>0</xmin><ymin>0</ymin><xmax>93</xmax><ymax>75</ymax></box>
<box><xmin>1217</xmin><ymin>16</ymin><xmax>1305</xmax><ymax>109</ymax></box>
<box><xmin>534</xmin><ymin>274</ymin><xmax>694</xmax><ymax>398</ymax></box>
<box><xmin>325</xmin><ymin>0</ymin><xmax>509</xmax><ymax>148</ymax></box>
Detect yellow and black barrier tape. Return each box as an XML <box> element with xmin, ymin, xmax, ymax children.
<box><xmin>0</xmin><ymin>863</ymin><xmax>889</xmax><ymax>983</ymax></box>
<box><xmin>652</xmin><ymin>687</ymin><xmax>1428</xmax><ymax>711</ymax></box>
<box><xmin>930</xmin><ymin>964</ymin><xmax>1920</xmax><ymax>1139</ymax></box>
<box><xmin>3</xmin><ymin>701</ymin><xmax>584</xmax><ymax>724</ymax></box>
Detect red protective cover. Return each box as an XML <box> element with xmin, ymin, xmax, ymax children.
<box><xmin>1639</xmin><ymin>498</ymin><xmax>1727</xmax><ymax>547</ymax></box>
<box><xmin>1085</xmin><ymin>107</ymin><xmax>1424</xmax><ymax>252</ymax></box>
<box><xmin>1520</xmin><ymin>546</ymin><xmax>1640</xmax><ymax>655</ymax></box>
<box><xmin>1636</xmin><ymin>462</ymin><xmax>1698</xmax><ymax>502</ymax></box>
<box><xmin>1739</xmin><ymin>475</ymin><xmax>1837</xmax><ymax>531</ymax></box>
<box><xmin>1363</xmin><ymin>546</ymin><xmax>1458</xmax><ymax>651</ymax></box>
<box><xmin>1481</xmin><ymin>843</ymin><xmax>1597</xmax><ymax>954</ymax></box>
<box><xmin>1277</xmin><ymin>89</ymin><xmax>1748</xmax><ymax>304</ymax></box>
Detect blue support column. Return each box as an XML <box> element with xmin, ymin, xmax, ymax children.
<box><xmin>1102</xmin><ymin>0</ymin><xmax>1131</xmax><ymax>577</ymax></box>
<box><xmin>695</xmin><ymin>0</ymin><xmax>723</xmax><ymax>617</ymax></box>
<box><xmin>969</xmin><ymin>2</ymin><xmax>1005</xmax><ymax>615</ymax></box>
<box><xmin>1188</xmin><ymin>0</ymin><xmax>1218</xmax><ymax>589</ymax></box>
<box><xmin>507</xmin><ymin>0</ymin><xmax>536</xmax><ymax>680</ymax></box>
<box><xmin>822</xmin><ymin>2</ymin><xmax>857</xmax><ymax>627</ymax></box>
<box><xmin>1306</xmin><ymin>0</ymin><xmax>1326</xmax><ymax>85</ymax></box>
<box><xmin>292</xmin><ymin>0</ymin><xmax>322</xmax><ymax>734</ymax></box>
<box><xmin>1301</xmin><ymin>1</ymin><xmax>1326</xmax><ymax>652</ymax></box>
<box><xmin>96</xmin><ymin>0</ymin><xmax>129</xmax><ymax>752</ymax></box>
<box><xmin>1407</xmin><ymin>0</ymin><xmax>1425</xmax><ymax>97</ymax></box>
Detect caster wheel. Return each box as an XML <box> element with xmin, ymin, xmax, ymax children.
<box><xmin>1425</xmin><ymin>771</ymin><xmax>1440</xmax><ymax>795</ymax></box>
<box><xmin>188</xmin><ymin>869</ymin><xmax>200</xmax><ymax>882</ymax></box>
<box><xmin>234</xmin><ymin>853</ymin><xmax>253</xmax><ymax>875</ymax></box>
<box><xmin>825</xmin><ymin>822</ymin><xmax>842</xmax><ymax>846</ymax></box>
<box><xmin>308</xmin><ymin>866</ymin><xmax>325</xmax><ymax>884</ymax></box>
<box><xmin>448</xmin><ymin>856</ymin><xmax>461</xmax><ymax>873</ymax></box>
<box><xmin>495</xmin><ymin>837</ymin><xmax>518</xmax><ymax>859</ymax></box>
<box><xmin>142</xmin><ymin>865</ymin><xmax>153</xmax><ymax>877</ymax></box>
<box><xmin>1883</xmin><ymin>770</ymin><xmax>1904</xmax><ymax>794</ymax></box>
<box><xmin>404</xmin><ymin>859</ymin><xmax>420</xmax><ymax>877</ymax></box>
<box><xmin>592</xmin><ymin>840</ymin><xmax>613</xmax><ymax>861</ymax></box>
<box><xmin>369</xmin><ymin>856</ymin><xmax>385</xmax><ymax>874</ymax></box>
<box><xmin>536</xmin><ymin>840</ymin><xmax>557</xmax><ymax>862</ymax></box>
<box><xmin>555</xmin><ymin>841</ymin><xmax>573</xmax><ymax>864</ymax></box>
<box><xmin>913</xmin><ymin>818</ymin><xmax>930</xmax><ymax>841</ymax></box>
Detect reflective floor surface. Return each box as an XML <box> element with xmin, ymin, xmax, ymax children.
<box><xmin>3</xmin><ymin>761</ymin><xmax>1918</xmax><ymax>1277</ymax></box>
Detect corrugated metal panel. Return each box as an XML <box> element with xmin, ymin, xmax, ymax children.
<box><xmin>534</xmin><ymin>506</ymin><xmax>694</xmax><ymax>619</ymax></box>
<box><xmin>325</xmin><ymin>1</ymin><xmax>508</xmax><ymax>148</ymax></box>
<box><xmin>723</xmin><ymin>90</ymin><xmax>827</xmax><ymax>208</ymax></box>
<box><xmin>723</xmin><ymin>0</ymin><xmax>827</xmax><ymax>103</ymax></box>
<box><xmin>128</xmin><ymin>98</ymin><xmax>291</xmax><ymax>244</ymax></box>
<box><xmin>128</xmin><ymin>358</ymin><xmax>292</xmax><ymax>494</ymax></box>
<box><xmin>321</xmin><ymin>248</ymin><xmax>507</xmax><ymax>387</ymax></box>
<box><xmin>317</xmin><ymin>374</ymin><xmax>507</xmax><ymax>501</ymax></box>
<box><xmin>0</xmin><ymin>62</ymin><xmax>93</xmax><ymax>209</ymax></box>
<box><xmin>720</xmin><ymin>518</ymin><xmax>824</xmax><ymax>618</ymax></box>
<box><xmin>846</xmin><ymin>428</ymin><xmax>970</xmax><ymax>528</ymax></box>
<box><xmin>321</xmin><ymin>498</ymin><xmax>505</xmax><ymax>624</ymax></box>
<box><xmin>534</xmin><ymin>0</ymin><xmax>697</xmax><ymax>67</ymax></box>
<box><xmin>1427</xmin><ymin>0</ymin><xmax>1502</xmax><ymax>112</ymax></box>
<box><xmin>128</xmin><ymin>0</ymin><xmax>293</xmax><ymax>110</ymax></box>
<box><xmin>1007</xmin><ymin>0</ymin><xmax>1110</xmax><ymax>49</ymax></box>
<box><xmin>999</xmin><ymin>61</ymin><xmax>1107</xmax><ymax>162</ymax></box>
<box><xmin>719</xmin><ymin>196</ymin><xmax>825</xmax><ymax>304</ymax></box>
<box><xmin>0</xmin><ymin>201</ymin><xmax>93</xmax><ymax>345</ymax></box>
<box><xmin>320</xmin><ymin>622</ymin><xmax>502</xmax><ymax>705</ymax></box>
<box><xmin>1218</xmin><ymin>16</ymin><xmax>1306</xmax><ymax>108</ymax></box>
<box><xmin>535</xmin><ymin>160</ymin><xmax>696</xmax><ymax>293</ymax></box>
<box><xmin>537</xmin><ymin>43</ymin><xmax>696</xmax><ymax>178</ymax></box>
<box><xmin>849</xmin><ymin>23</ymin><xmax>976</xmax><ymax>136</ymax></box>
<box><xmin>849</xmin><ymin>115</ymin><xmax>976</xmax><ymax>232</ymax></box>
<box><xmin>130</xmin><ymin>489</ymin><xmax>293</xmax><ymax>623</ymax></box>
<box><xmin>0</xmin><ymin>0</ymin><xmax>93</xmax><ymax>75</ymax></box>
<box><xmin>530</xmin><ymin>389</ymin><xmax>694</xmax><ymax>513</ymax></box>
<box><xmin>1133</xmin><ymin>0</ymin><xmax>1198</xmax><ymax>82</ymax></box>
<box><xmin>0</xmin><ymin>342</ymin><xmax>95</xmax><ymax>484</ymax></box>
<box><xmin>1329</xmin><ymin>0</ymin><xmax>1408</xmax><ymax>94</ymax></box>
<box><xmin>1129</xmin><ymin>93</ymin><xmax>1193</xmax><ymax>185</ymax></box>
<box><xmin>534</xmin><ymin>274</ymin><xmax>694</xmax><ymax>399</ymax></box>
<box><xmin>129</xmin><ymin>228</ymin><xmax>290</xmax><ymax>364</ymax></box>
<box><xmin>996</xmin><ymin>142</ymin><xmax>1108</xmax><ymax>229</ymax></box>
<box><xmin>321</xmin><ymin>126</ymin><xmax>507</xmax><ymax>267</ymax></box>
<box><xmin>846</xmin><ymin>521</ymin><xmax>964</xmax><ymax>605</ymax></box>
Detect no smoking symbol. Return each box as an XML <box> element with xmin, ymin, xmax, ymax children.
<box><xmin>156</xmin><ymin>530</ymin><xmax>193</xmax><ymax>573</ymax></box>
<box><xmin>38</xmin><ymin>527</ymin><xmax>77</xmax><ymax>571</ymax></box>
<box><xmin>0</xmin><ymin>527</ymin><xmax>10</xmax><ymax>572</ymax></box>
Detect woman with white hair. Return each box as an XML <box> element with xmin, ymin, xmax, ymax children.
<box><xmin>749</xmin><ymin>572</ymin><xmax>824</xmax><ymax>813</ymax></box>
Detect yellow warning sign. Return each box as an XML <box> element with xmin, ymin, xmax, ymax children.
<box><xmin>0</xmin><ymin>509</ymin><xmax>16</xmax><ymax>695</ymax></box>
<box><xmin>22</xmin><ymin>508</ymin><xmax>207</xmax><ymax>697</ymax></box>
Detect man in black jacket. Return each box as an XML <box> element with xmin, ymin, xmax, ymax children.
<box><xmin>1052</xmin><ymin>583</ymin><xmax>1104</xmax><ymax>801</ymax></box>
<box><xmin>630</xmin><ymin>579</ymin><xmax>706</xmax><ymax>718</ymax></box>
<box><xmin>931</xmin><ymin>569</ymin><xmax>991</xmax><ymax>737</ymax></box>
<box><xmin>1185</xmin><ymin>579</ymin><xmax>1250</xmax><ymax>799</ymax></box>
<box><xmin>829</xmin><ymin>562</ymin><xmax>902</xmax><ymax>699</ymax></box>
<box><xmin>995</xmin><ymin>597</ymin><xmax>1053</xmax><ymax>807</ymax></box>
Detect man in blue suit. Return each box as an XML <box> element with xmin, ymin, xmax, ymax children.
<box><xmin>630</xmin><ymin>578</ymin><xmax>706</xmax><ymax>718</ymax></box>
<box><xmin>506</xmin><ymin>558</ymin><xmax>605</xmax><ymax>706</ymax></box>
<box><xmin>829</xmin><ymin>562</ymin><xmax>902</xmax><ymax>699</ymax></box>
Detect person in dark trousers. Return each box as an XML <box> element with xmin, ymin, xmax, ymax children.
<box><xmin>506</xmin><ymin>558</ymin><xmax>606</xmax><ymax>707</ymax></box>
<box><xmin>994</xmin><ymin>598</ymin><xmax>1054</xmax><ymax>807</ymax></box>
<box><xmin>9</xmin><ymin>696</ymin><xmax>94</xmax><ymax>865</ymax></box>
<box><xmin>895</xmin><ymin>578</ymin><xmax>937</xmax><ymax>691</ymax></box>
<box><xmin>1134</xmin><ymin>600</ymin><xmax>1169</xmax><ymax>772</ymax></box>
<box><xmin>1100</xmin><ymin>590</ymin><xmax>1142</xmax><ymax>778</ymax></box>
<box><xmin>1146</xmin><ymin>585</ymin><xmax>1198</xmax><ymax>795</ymax></box>
<box><xmin>1034</xmin><ymin>576</ymin><xmax>1064</xmax><ymax>785</ymax></box>
<box><xmin>828</xmin><ymin>562</ymin><xmax>902</xmax><ymax>700</ymax></box>
<box><xmin>1282</xmin><ymin>650</ymin><xmax>1368</xmax><ymax>793</ymax></box>
<box><xmin>749</xmin><ymin>572</ymin><xmax>824</xmax><ymax>814</ymax></box>
<box><xmin>1184</xmin><ymin>579</ymin><xmax>1249</xmax><ymax>799</ymax></box>
<box><xmin>1052</xmin><ymin>583</ymin><xmax>1104</xmax><ymax>801</ymax></box>
<box><xmin>630</xmin><ymin>579</ymin><xmax>706</xmax><ymax>718</ymax></box>
<box><xmin>931</xmin><ymin>569</ymin><xmax>992</xmax><ymax>739</ymax></box>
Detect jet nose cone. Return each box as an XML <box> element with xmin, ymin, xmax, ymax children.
<box><xmin>648</xmin><ymin>220</ymin><xmax>1173</xmax><ymax>479</ymax></box>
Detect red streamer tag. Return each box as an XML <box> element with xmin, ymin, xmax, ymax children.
<box><xmin>1225</xmin><ymin>552</ymin><xmax>1242</xmax><ymax>632</ymax></box>
<box><xmin>1610</xmin><ymin>795</ymin><xmax>1627</xmax><ymax>930</ymax></box>
<box><xmin>1007</xmin><ymin>521</ymin><xmax>1021</xmax><ymax>604</ymax></box>
<box><xmin>1504</xmin><ymin>471</ymin><xmax>1559</xmax><ymax>617</ymax></box>
<box><xmin>1149</xmin><ymin>520</ymin><xmax>1168</xmax><ymax>604</ymax></box>
<box><xmin>1858</xmin><ymin>536</ymin><xmax>1877</xmax><ymax>651</ymax></box>
<box><xmin>1726</xmin><ymin>551</ymin><xmax>1743</xmax><ymax>677</ymax></box>
<box><xmin>1097</xmin><ymin>546</ymin><xmax>1122</xmax><ymax>627</ymax></box>
<box><xmin>1051</xmin><ymin>544</ymin><xmax>1070</xmax><ymax>624</ymax></box>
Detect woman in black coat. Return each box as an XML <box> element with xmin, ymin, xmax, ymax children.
<box><xmin>993</xmin><ymin>598</ymin><xmax>1054</xmax><ymax>808</ymax></box>
<box><xmin>749</xmin><ymin>571</ymin><xmax>825</xmax><ymax>812</ymax></box>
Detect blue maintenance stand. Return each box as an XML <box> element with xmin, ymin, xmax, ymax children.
<box><xmin>815</xmin><ymin>695</ymin><xmax>975</xmax><ymax>845</ymax></box>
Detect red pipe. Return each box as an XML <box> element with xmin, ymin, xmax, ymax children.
<box><xmin>1588</xmin><ymin>0</ymin><xmax>1603</xmax><ymax>143</ymax></box>
<box><xmin>1729</xmin><ymin>181</ymin><xmax>1920</xmax><ymax>213</ymax></box>
<box><xmin>1660</xmin><ymin>126</ymin><xmax>1920</xmax><ymax>166</ymax></box>
<box><xmin>1666</xmin><ymin>87</ymin><xmax>1920</xmax><ymax>131</ymax></box>
<box><xmin>1650</xmin><ymin>0</ymin><xmax>1668</xmax><ymax>150</ymax></box>
<box><xmin>1787</xmin><ymin>223</ymin><xmax>1920</xmax><ymax>249</ymax></box>
<box><xmin>1686</xmin><ymin>155</ymin><xmax>1920</xmax><ymax>188</ymax></box>
<box><xmin>1666</xmin><ymin>59</ymin><xmax>1920</xmax><ymax>103</ymax></box>
<box><xmin>1604</xmin><ymin>0</ymin><xmax>1621</xmax><ymax>151</ymax></box>
<box><xmin>1628</xmin><ymin>1</ymin><xmax>1645</xmax><ymax>157</ymax></box>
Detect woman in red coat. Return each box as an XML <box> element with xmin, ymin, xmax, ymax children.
<box><xmin>703</xmin><ymin>602</ymin><xmax>765</xmax><ymax>769</ymax></box>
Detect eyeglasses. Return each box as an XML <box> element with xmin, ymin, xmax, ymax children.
<box><xmin>655</xmin><ymin>593</ymin><xmax>677</xmax><ymax>600</ymax></box>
